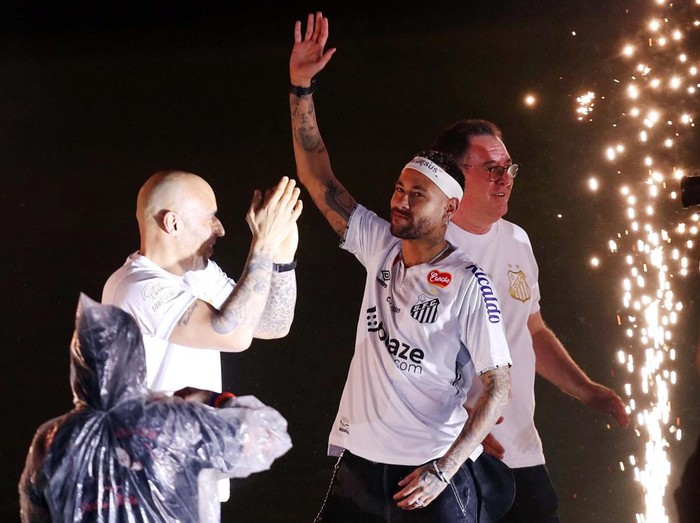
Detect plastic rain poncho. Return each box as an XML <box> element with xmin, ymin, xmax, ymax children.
<box><xmin>19</xmin><ymin>295</ymin><xmax>292</xmax><ymax>522</ymax></box>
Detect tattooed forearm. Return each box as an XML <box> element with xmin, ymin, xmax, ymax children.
<box><xmin>212</xmin><ymin>252</ymin><xmax>273</xmax><ymax>335</ymax></box>
<box><xmin>291</xmin><ymin>95</ymin><xmax>323</xmax><ymax>152</ymax></box>
<box><xmin>255</xmin><ymin>270</ymin><xmax>297</xmax><ymax>337</ymax></box>
<box><xmin>290</xmin><ymin>93</ymin><xmax>357</xmax><ymax>238</ymax></box>
<box><xmin>439</xmin><ymin>366</ymin><xmax>511</xmax><ymax>477</ymax></box>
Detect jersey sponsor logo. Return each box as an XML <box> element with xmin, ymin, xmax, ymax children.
<box><xmin>507</xmin><ymin>270</ymin><xmax>531</xmax><ymax>302</ymax></box>
<box><xmin>386</xmin><ymin>296</ymin><xmax>401</xmax><ymax>313</ymax></box>
<box><xmin>427</xmin><ymin>270</ymin><xmax>452</xmax><ymax>288</ymax></box>
<box><xmin>366</xmin><ymin>306</ymin><xmax>424</xmax><ymax>374</ymax></box>
<box><xmin>338</xmin><ymin>416</ymin><xmax>350</xmax><ymax>435</ymax></box>
<box><xmin>376</xmin><ymin>269</ymin><xmax>391</xmax><ymax>288</ymax></box>
<box><xmin>410</xmin><ymin>294</ymin><xmax>440</xmax><ymax>324</ymax></box>
<box><xmin>465</xmin><ymin>264</ymin><xmax>501</xmax><ymax>323</ymax></box>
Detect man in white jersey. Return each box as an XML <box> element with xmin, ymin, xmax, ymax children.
<box><xmin>289</xmin><ymin>13</ymin><xmax>512</xmax><ymax>522</ymax></box>
<box><xmin>433</xmin><ymin>119</ymin><xmax>630</xmax><ymax>521</ymax></box>
<box><xmin>102</xmin><ymin>171</ymin><xmax>301</xmax><ymax>520</ymax></box>
<box><xmin>103</xmin><ymin>171</ymin><xmax>301</xmax><ymax>392</ymax></box>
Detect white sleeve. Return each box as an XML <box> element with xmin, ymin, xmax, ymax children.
<box><xmin>340</xmin><ymin>204</ymin><xmax>393</xmax><ymax>267</ymax></box>
<box><xmin>183</xmin><ymin>260</ymin><xmax>235</xmax><ymax>309</ymax></box>
<box><xmin>461</xmin><ymin>265</ymin><xmax>512</xmax><ymax>374</ymax></box>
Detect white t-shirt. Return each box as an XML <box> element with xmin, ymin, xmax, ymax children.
<box><xmin>103</xmin><ymin>253</ymin><xmax>237</xmax><ymax>519</ymax></box>
<box><xmin>102</xmin><ymin>253</ymin><xmax>235</xmax><ymax>393</ymax></box>
<box><xmin>447</xmin><ymin>219</ymin><xmax>544</xmax><ymax>468</ymax></box>
<box><xmin>328</xmin><ymin>205</ymin><xmax>512</xmax><ymax>466</ymax></box>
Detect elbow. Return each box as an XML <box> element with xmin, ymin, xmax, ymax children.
<box><xmin>220</xmin><ymin>330</ymin><xmax>255</xmax><ymax>353</ymax></box>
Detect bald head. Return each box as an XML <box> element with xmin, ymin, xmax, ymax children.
<box><xmin>136</xmin><ymin>171</ymin><xmax>214</xmax><ymax>227</ymax></box>
<box><xmin>136</xmin><ymin>170</ymin><xmax>225</xmax><ymax>274</ymax></box>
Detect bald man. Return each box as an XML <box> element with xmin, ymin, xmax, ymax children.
<box><xmin>102</xmin><ymin>171</ymin><xmax>302</xmax><ymax>394</ymax></box>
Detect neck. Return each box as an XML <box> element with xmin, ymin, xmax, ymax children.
<box><xmin>451</xmin><ymin>211</ymin><xmax>495</xmax><ymax>235</ymax></box>
<box><xmin>140</xmin><ymin>240</ymin><xmax>194</xmax><ymax>277</ymax></box>
<box><xmin>400</xmin><ymin>237</ymin><xmax>450</xmax><ymax>268</ymax></box>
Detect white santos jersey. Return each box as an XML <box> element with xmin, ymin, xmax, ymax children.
<box><xmin>328</xmin><ymin>205</ymin><xmax>512</xmax><ymax>466</ymax></box>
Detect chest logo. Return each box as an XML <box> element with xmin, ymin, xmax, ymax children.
<box><xmin>410</xmin><ymin>294</ymin><xmax>440</xmax><ymax>324</ymax></box>
<box><xmin>376</xmin><ymin>270</ymin><xmax>391</xmax><ymax>288</ymax></box>
<box><xmin>508</xmin><ymin>270</ymin><xmax>531</xmax><ymax>302</ymax></box>
<box><xmin>427</xmin><ymin>270</ymin><xmax>452</xmax><ymax>288</ymax></box>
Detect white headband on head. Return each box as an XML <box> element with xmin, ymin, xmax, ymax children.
<box><xmin>403</xmin><ymin>156</ymin><xmax>463</xmax><ymax>201</ymax></box>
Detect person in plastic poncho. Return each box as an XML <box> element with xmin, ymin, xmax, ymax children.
<box><xmin>19</xmin><ymin>295</ymin><xmax>291</xmax><ymax>523</ymax></box>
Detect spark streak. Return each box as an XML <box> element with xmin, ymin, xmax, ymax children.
<box><xmin>578</xmin><ymin>1</ymin><xmax>698</xmax><ymax>520</ymax></box>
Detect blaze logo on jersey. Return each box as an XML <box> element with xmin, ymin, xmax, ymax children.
<box><xmin>410</xmin><ymin>294</ymin><xmax>440</xmax><ymax>324</ymax></box>
<box><xmin>376</xmin><ymin>269</ymin><xmax>391</xmax><ymax>288</ymax></box>
<box><xmin>427</xmin><ymin>270</ymin><xmax>452</xmax><ymax>288</ymax></box>
<box><xmin>366</xmin><ymin>306</ymin><xmax>424</xmax><ymax>374</ymax></box>
<box><xmin>507</xmin><ymin>270</ymin><xmax>531</xmax><ymax>302</ymax></box>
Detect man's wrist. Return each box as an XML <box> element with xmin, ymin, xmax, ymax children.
<box><xmin>431</xmin><ymin>460</ymin><xmax>450</xmax><ymax>483</ymax></box>
<box><xmin>273</xmin><ymin>260</ymin><xmax>297</xmax><ymax>273</ymax></box>
<box><xmin>289</xmin><ymin>78</ymin><xmax>316</xmax><ymax>97</ymax></box>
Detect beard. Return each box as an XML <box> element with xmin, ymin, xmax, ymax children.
<box><xmin>390</xmin><ymin>212</ymin><xmax>432</xmax><ymax>240</ymax></box>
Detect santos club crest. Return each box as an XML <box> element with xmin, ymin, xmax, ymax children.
<box><xmin>410</xmin><ymin>294</ymin><xmax>439</xmax><ymax>324</ymax></box>
<box><xmin>507</xmin><ymin>270</ymin><xmax>531</xmax><ymax>302</ymax></box>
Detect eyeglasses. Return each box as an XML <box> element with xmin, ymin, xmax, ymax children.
<box><xmin>461</xmin><ymin>163</ymin><xmax>519</xmax><ymax>182</ymax></box>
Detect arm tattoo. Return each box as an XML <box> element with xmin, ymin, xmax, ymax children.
<box><xmin>291</xmin><ymin>96</ymin><xmax>323</xmax><ymax>152</ymax></box>
<box><xmin>290</xmin><ymin>94</ymin><xmax>356</xmax><ymax>237</ymax></box>
<box><xmin>324</xmin><ymin>183</ymin><xmax>354</xmax><ymax>236</ymax></box>
<box><xmin>212</xmin><ymin>252</ymin><xmax>273</xmax><ymax>335</ymax></box>
<box><xmin>177</xmin><ymin>301</ymin><xmax>198</xmax><ymax>327</ymax></box>
<box><xmin>255</xmin><ymin>270</ymin><xmax>297</xmax><ymax>337</ymax></box>
<box><xmin>440</xmin><ymin>366</ymin><xmax>511</xmax><ymax>476</ymax></box>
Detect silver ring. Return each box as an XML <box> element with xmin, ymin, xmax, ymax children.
<box><xmin>415</xmin><ymin>498</ymin><xmax>423</xmax><ymax>507</ymax></box>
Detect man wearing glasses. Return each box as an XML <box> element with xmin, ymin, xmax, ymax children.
<box><xmin>434</xmin><ymin>120</ymin><xmax>630</xmax><ymax>522</ymax></box>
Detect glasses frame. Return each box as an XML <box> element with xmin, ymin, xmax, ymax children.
<box><xmin>461</xmin><ymin>163</ymin><xmax>519</xmax><ymax>182</ymax></box>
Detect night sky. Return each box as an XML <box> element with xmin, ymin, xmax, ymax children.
<box><xmin>2</xmin><ymin>1</ymin><xmax>698</xmax><ymax>521</ymax></box>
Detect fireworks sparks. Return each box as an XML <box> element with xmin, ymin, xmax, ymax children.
<box><xmin>578</xmin><ymin>1</ymin><xmax>699</xmax><ymax>520</ymax></box>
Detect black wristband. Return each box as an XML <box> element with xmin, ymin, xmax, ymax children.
<box><xmin>289</xmin><ymin>78</ymin><xmax>317</xmax><ymax>97</ymax></box>
<box><xmin>273</xmin><ymin>260</ymin><xmax>297</xmax><ymax>273</ymax></box>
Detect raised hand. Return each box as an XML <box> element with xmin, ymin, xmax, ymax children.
<box><xmin>290</xmin><ymin>12</ymin><xmax>336</xmax><ymax>87</ymax></box>
<box><xmin>246</xmin><ymin>177</ymin><xmax>303</xmax><ymax>253</ymax></box>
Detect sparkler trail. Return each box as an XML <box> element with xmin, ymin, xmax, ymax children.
<box><xmin>579</xmin><ymin>1</ymin><xmax>699</xmax><ymax>521</ymax></box>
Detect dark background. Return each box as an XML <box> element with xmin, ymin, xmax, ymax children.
<box><xmin>2</xmin><ymin>1</ymin><xmax>698</xmax><ymax>521</ymax></box>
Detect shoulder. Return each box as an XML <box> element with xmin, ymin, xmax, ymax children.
<box><xmin>104</xmin><ymin>256</ymin><xmax>179</xmax><ymax>306</ymax></box>
<box><xmin>498</xmin><ymin>218</ymin><xmax>533</xmax><ymax>245</ymax></box>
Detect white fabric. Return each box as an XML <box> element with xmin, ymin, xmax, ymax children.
<box><xmin>447</xmin><ymin>219</ymin><xmax>544</xmax><ymax>468</ymax></box>
<box><xmin>404</xmin><ymin>156</ymin><xmax>463</xmax><ymax>200</ymax></box>
<box><xmin>329</xmin><ymin>205</ymin><xmax>511</xmax><ymax>466</ymax></box>
<box><xmin>102</xmin><ymin>253</ymin><xmax>236</xmax><ymax>512</ymax></box>
<box><xmin>102</xmin><ymin>253</ymin><xmax>235</xmax><ymax>393</ymax></box>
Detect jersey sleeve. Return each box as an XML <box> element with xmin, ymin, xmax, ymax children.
<box><xmin>108</xmin><ymin>272</ymin><xmax>196</xmax><ymax>341</ymax></box>
<box><xmin>340</xmin><ymin>204</ymin><xmax>394</xmax><ymax>267</ymax></box>
<box><xmin>460</xmin><ymin>265</ymin><xmax>512</xmax><ymax>374</ymax></box>
<box><xmin>183</xmin><ymin>260</ymin><xmax>235</xmax><ymax>309</ymax></box>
